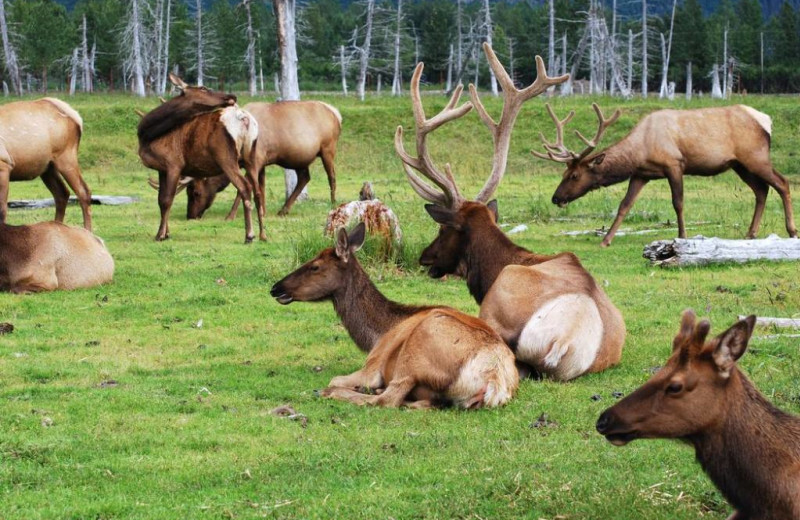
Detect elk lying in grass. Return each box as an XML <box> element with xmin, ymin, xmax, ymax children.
<box><xmin>324</xmin><ymin>182</ymin><xmax>402</xmax><ymax>247</ymax></box>
<box><xmin>533</xmin><ymin>104</ymin><xmax>798</xmax><ymax>247</ymax></box>
<box><xmin>138</xmin><ymin>74</ymin><xmax>261</xmax><ymax>242</ymax></box>
<box><xmin>0</xmin><ymin>98</ymin><xmax>92</xmax><ymax>230</ymax></box>
<box><xmin>0</xmin><ymin>222</ymin><xmax>113</xmax><ymax>293</ymax></box>
<box><xmin>597</xmin><ymin>310</ymin><xmax>800</xmax><ymax>520</ymax></box>
<box><xmin>269</xmin><ymin>223</ymin><xmax>518</xmax><ymax>409</ymax></box>
<box><xmin>171</xmin><ymin>100</ymin><xmax>341</xmax><ymax>225</ymax></box>
<box><xmin>396</xmin><ymin>43</ymin><xmax>626</xmax><ymax>381</ymax></box>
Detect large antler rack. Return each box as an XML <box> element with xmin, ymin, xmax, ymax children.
<box><xmin>532</xmin><ymin>102</ymin><xmax>621</xmax><ymax>164</ymax></box>
<box><xmin>469</xmin><ymin>43</ymin><xmax>570</xmax><ymax>202</ymax></box>
<box><xmin>394</xmin><ymin>62</ymin><xmax>473</xmax><ymax>209</ymax></box>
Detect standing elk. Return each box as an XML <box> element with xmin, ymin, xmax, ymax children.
<box><xmin>597</xmin><ymin>310</ymin><xmax>800</xmax><ymax>520</ymax></box>
<box><xmin>0</xmin><ymin>222</ymin><xmax>114</xmax><ymax>293</ymax></box>
<box><xmin>270</xmin><ymin>223</ymin><xmax>518</xmax><ymax>409</ymax></box>
<box><xmin>173</xmin><ymin>100</ymin><xmax>342</xmax><ymax>223</ymax></box>
<box><xmin>532</xmin><ymin>103</ymin><xmax>798</xmax><ymax>247</ymax></box>
<box><xmin>395</xmin><ymin>44</ymin><xmax>626</xmax><ymax>381</ymax></box>
<box><xmin>0</xmin><ymin>98</ymin><xmax>92</xmax><ymax>230</ymax></box>
<box><xmin>138</xmin><ymin>74</ymin><xmax>261</xmax><ymax>242</ymax></box>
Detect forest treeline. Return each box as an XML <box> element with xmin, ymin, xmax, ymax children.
<box><xmin>2</xmin><ymin>0</ymin><xmax>800</xmax><ymax>95</ymax></box>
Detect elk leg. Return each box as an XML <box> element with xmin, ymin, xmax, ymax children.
<box><xmin>278</xmin><ymin>168</ymin><xmax>310</xmax><ymax>217</ymax></box>
<box><xmin>257</xmin><ymin>167</ymin><xmax>266</xmax><ymax>219</ymax></box>
<box><xmin>224</xmin><ymin>171</ymin><xmax>255</xmax><ymax>244</ymax></box>
<box><xmin>0</xmin><ymin>165</ymin><xmax>9</xmax><ymax>224</ymax></box>
<box><xmin>327</xmin><ymin>367</ymin><xmax>383</xmax><ymax>390</ymax></box>
<box><xmin>765</xmin><ymin>168</ymin><xmax>797</xmax><ymax>238</ymax></box>
<box><xmin>40</xmin><ymin>167</ymin><xmax>70</xmax><ymax>223</ymax></box>
<box><xmin>156</xmin><ymin>169</ymin><xmax>179</xmax><ymax>241</ymax></box>
<box><xmin>601</xmin><ymin>177</ymin><xmax>648</xmax><ymax>247</ymax></box>
<box><xmin>52</xmin><ymin>155</ymin><xmax>92</xmax><ymax>231</ymax></box>
<box><xmin>733</xmin><ymin>167</ymin><xmax>769</xmax><ymax>239</ymax></box>
<box><xmin>225</xmin><ymin>195</ymin><xmax>241</xmax><ymax>221</ymax></box>
<box><xmin>320</xmin><ymin>146</ymin><xmax>337</xmax><ymax>205</ymax></box>
<box><xmin>244</xmin><ymin>164</ymin><xmax>266</xmax><ymax>241</ymax></box>
<box><xmin>666</xmin><ymin>173</ymin><xmax>686</xmax><ymax>239</ymax></box>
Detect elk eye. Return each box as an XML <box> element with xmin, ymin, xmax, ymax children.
<box><xmin>309</xmin><ymin>265</ymin><xmax>320</xmax><ymax>272</ymax></box>
<box><xmin>665</xmin><ymin>381</ymin><xmax>684</xmax><ymax>395</ymax></box>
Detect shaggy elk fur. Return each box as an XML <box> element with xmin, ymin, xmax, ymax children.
<box><xmin>396</xmin><ymin>44</ymin><xmax>626</xmax><ymax>381</ymax></box>
<box><xmin>0</xmin><ymin>98</ymin><xmax>92</xmax><ymax>230</ymax></box>
<box><xmin>324</xmin><ymin>182</ymin><xmax>402</xmax><ymax>245</ymax></box>
<box><xmin>0</xmin><ymin>222</ymin><xmax>113</xmax><ymax>293</ymax></box>
<box><xmin>138</xmin><ymin>74</ymin><xmax>261</xmax><ymax>242</ymax></box>
<box><xmin>533</xmin><ymin>104</ymin><xmax>798</xmax><ymax>246</ymax></box>
<box><xmin>270</xmin><ymin>223</ymin><xmax>518</xmax><ymax>409</ymax></box>
<box><xmin>179</xmin><ymin>100</ymin><xmax>342</xmax><ymax>228</ymax></box>
<box><xmin>597</xmin><ymin>310</ymin><xmax>800</xmax><ymax>520</ymax></box>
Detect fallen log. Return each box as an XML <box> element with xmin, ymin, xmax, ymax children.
<box><xmin>738</xmin><ymin>316</ymin><xmax>800</xmax><ymax>329</ymax></box>
<box><xmin>643</xmin><ymin>234</ymin><xmax>800</xmax><ymax>267</ymax></box>
<box><xmin>9</xmin><ymin>195</ymin><xmax>138</xmax><ymax>209</ymax></box>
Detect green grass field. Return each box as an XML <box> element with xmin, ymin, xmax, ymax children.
<box><xmin>1</xmin><ymin>92</ymin><xmax>799</xmax><ymax>519</ymax></box>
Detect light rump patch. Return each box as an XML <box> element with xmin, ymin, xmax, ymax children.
<box><xmin>739</xmin><ymin>104</ymin><xmax>772</xmax><ymax>135</ymax></box>
<box><xmin>219</xmin><ymin>107</ymin><xmax>259</xmax><ymax>159</ymax></box>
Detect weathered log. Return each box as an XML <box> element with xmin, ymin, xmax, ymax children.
<box><xmin>643</xmin><ymin>234</ymin><xmax>800</xmax><ymax>267</ymax></box>
<box><xmin>739</xmin><ymin>316</ymin><xmax>800</xmax><ymax>329</ymax></box>
<box><xmin>9</xmin><ymin>195</ymin><xmax>138</xmax><ymax>209</ymax></box>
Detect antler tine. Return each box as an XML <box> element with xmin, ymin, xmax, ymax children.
<box><xmin>574</xmin><ymin>103</ymin><xmax>622</xmax><ymax>160</ymax></box>
<box><xmin>531</xmin><ymin>103</ymin><xmax>579</xmax><ymax>163</ymax></box>
<box><xmin>470</xmin><ymin>43</ymin><xmax>571</xmax><ymax>203</ymax></box>
<box><xmin>395</xmin><ymin>61</ymin><xmax>472</xmax><ymax>208</ymax></box>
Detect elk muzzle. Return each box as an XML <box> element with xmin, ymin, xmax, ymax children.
<box><xmin>551</xmin><ymin>195</ymin><xmax>569</xmax><ymax>208</ymax></box>
<box><xmin>270</xmin><ymin>281</ymin><xmax>294</xmax><ymax>305</ymax></box>
<box><xmin>596</xmin><ymin>407</ymin><xmax>639</xmax><ymax>446</ymax></box>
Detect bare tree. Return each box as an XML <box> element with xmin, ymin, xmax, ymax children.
<box><xmin>195</xmin><ymin>0</ymin><xmax>205</xmax><ymax>86</ymax></box>
<box><xmin>455</xmin><ymin>0</ymin><xmax>464</xmax><ymax>84</ymax></box>
<box><xmin>391</xmin><ymin>0</ymin><xmax>403</xmax><ymax>96</ymax></box>
<box><xmin>122</xmin><ymin>0</ymin><xmax>147</xmax><ymax>97</ymax></box>
<box><xmin>243</xmin><ymin>0</ymin><xmax>257</xmax><ymax>96</ymax></box>
<box><xmin>658</xmin><ymin>0</ymin><xmax>677</xmax><ymax>99</ymax></box>
<box><xmin>642</xmin><ymin>0</ymin><xmax>648</xmax><ymax>97</ymax></box>
<box><xmin>339</xmin><ymin>44</ymin><xmax>349</xmax><ymax>95</ymax></box>
<box><xmin>356</xmin><ymin>0</ymin><xmax>375</xmax><ymax>101</ymax></box>
<box><xmin>560</xmin><ymin>32</ymin><xmax>571</xmax><ymax>95</ymax></box>
<box><xmin>81</xmin><ymin>15</ymin><xmax>92</xmax><ymax>93</ymax></box>
<box><xmin>686</xmin><ymin>61</ymin><xmax>692</xmax><ymax>100</ymax></box>
<box><xmin>159</xmin><ymin>0</ymin><xmax>171</xmax><ymax>95</ymax></box>
<box><xmin>69</xmin><ymin>48</ymin><xmax>79</xmax><ymax>95</ymax></box>
<box><xmin>482</xmin><ymin>0</ymin><xmax>497</xmax><ymax>95</ymax></box>
<box><xmin>711</xmin><ymin>63</ymin><xmax>722</xmax><ymax>98</ymax></box>
<box><xmin>722</xmin><ymin>26</ymin><xmax>727</xmax><ymax>97</ymax></box>
<box><xmin>548</xmin><ymin>0</ymin><xmax>555</xmax><ymax>75</ymax></box>
<box><xmin>0</xmin><ymin>0</ymin><xmax>21</xmax><ymax>95</ymax></box>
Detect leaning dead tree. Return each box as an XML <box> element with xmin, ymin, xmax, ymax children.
<box><xmin>0</xmin><ymin>0</ymin><xmax>20</xmax><ymax>95</ymax></box>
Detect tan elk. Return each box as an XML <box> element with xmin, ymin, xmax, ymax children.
<box><xmin>138</xmin><ymin>74</ymin><xmax>261</xmax><ymax>242</ymax></box>
<box><xmin>169</xmin><ymin>100</ymin><xmax>342</xmax><ymax>224</ymax></box>
<box><xmin>533</xmin><ymin>103</ymin><xmax>798</xmax><ymax>247</ymax></box>
<box><xmin>597</xmin><ymin>310</ymin><xmax>800</xmax><ymax>520</ymax></box>
<box><xmin>0</xmin><ymin>222</ymin><xmax>114</xmax><ymax>293</ymax></box>
<box><xmin>269</xmin><ymin>223</ymin><xmax>518</xmax><ymax>409</ymax></box>
<box><xmin>396</xmin><ymin>44</ymin><xmax>626</xmax><ymax>381</ymax></box>
<box><xmin>0</xmin><ymin>98</ymin><xmax>92</xmax><ymax>230</ymax></box>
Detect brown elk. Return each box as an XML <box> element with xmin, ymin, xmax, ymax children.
<box><xmin>533</xmin><ymin>103</ymin><xmax>798</xmax><ymax>247</ymax></box>
<box><xmin>396</xmin><ymin>43</ymin><xmax>626</xmax><ymax>381</ymax></box>
<box><xmin>0</xmin><ymin>222</ymin><xmax>114</xmax><ymax>293</ymax></box>
<box><xmin>138</xmin><ymin>74</ymin><xmax>262</xmax><ymax>242</ymax></box>
<box><xmin>269</xmin><ymin>223</ymin><xmax>518</xmax><ymax>409</ymax></box>
<box><xmin>0</xmin><ymin>98</ymin><xmax>92</xmax><ymax>230</ymax></box>
<box><xmin>172</xmin><ymin>100</ymin><xmax>342</xmax><ymax>223</ymax></box>
<box><xmin>597</xmin><ymin>310</ymin><xmax>800</xmax><ymax>520</ymax></box>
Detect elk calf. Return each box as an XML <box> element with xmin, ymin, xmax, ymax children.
<box><xmin>597</xmin><ymin>310</ymin><xmax>800</xmax><ymax>520</ymax></box>
<box><xmin>533</xmin><ymin>104</ymin><xmax>798</xmax><ymax>246</ymax></box>
<box><xmin>0</xmin><ymin>222</ymin><xmax>114</xmax><ymax>293</ymax></box>
<box><xmin>270</xmin><ymin>223</ymin><xmax>517</xmax><ymax>409</ymax></box>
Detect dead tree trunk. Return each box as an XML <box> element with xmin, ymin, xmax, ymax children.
<box><xmin>391</xmin><ymin>0</ymin><xmax>402</xmax><ymax>96</ymax></box>
<box><xmin>129</xmin><ymin>0</ymin><xmax>146</xmax><ymax>97</ymax></box>
<box><xmin>483</xmin><ymin>0</ymin><xmax>497</xmax><ymax>95</ymax></box>
<box><xmin>81</xmin><ymin>15</ymin><xmax>92</xmax><ymax>93</ymax></box>
<box><xmin>644</xmin><ymin>235</ymin><xmax>800</xmax><ymax>267</ymax></box>
<box><xmin>0</xmin><ymin>0</ymin><xmax>21</xmax><ymax>95</ymax></box>
<box><xmin>560</xmin><ymin>32</ymin><xmax>571</xmax><ymax>95</ymax></box>
<box><xmin>446</xmin><ymin>44</ymin><xmax>453</xmax><ymax>92</ymax></box>
<box><xmin>340</xmin><ymin>45</ymin><xmax>348</xmax><ymax>95</ymax></box>
<box><xmin>722</xmin><ymin>26</ymin><xmax>728</xmax><ymax>98</ymax></box>
<box><xmin>658</xmin><ymin>0</ymin><xmax>676</xmax><ymax>99</ymax></box>
<box><xmin>548</xmin><ymin>0</ymin><xmax>555</xmax><ymax>75</ymax></box>
<box><xmin>357</xmin><ymin>0</ymin><xmax>375</xmax><ymax>102</ymax></box>
<box><xmin>69</xmin><ymin>48</ymin><xmax>79</xmax><ymax>95</ymax></box>
<box><xmin>641</xmin><ymin>0</ymin><xmax>648</xmax><ymax>97</ymax></box>
<box><xmin>244</xmin><ymin>0</ymin><xmax>257</xmax><ymax>96</ymax></box>
<box><xmin>686</xmin><ymin>61</ymin><xmax>692</xmax><ymax>99</ymax></box>
<box><xmin>711</xmin><ymin>63</ymin><xmax>722</xmax><ymax>98</ymax></box>
<box><xmin>160</xmin><ymin>0</ymin><xmax>171</xmax><ymax>94</ymax></box>
<box><xmin>455</xmin><ymin>0</ymin><xmax>463</xmax><ymax>84</ymax></box>
<box><xmin>195</xmin><ymin>0</ymin><xmax>204</xmax><ymax>86</ymax></box>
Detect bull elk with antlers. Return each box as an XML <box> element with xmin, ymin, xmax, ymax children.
<box><xmin>533</xmin><ymin>104</ymin><xmax>798</xmax><ymax>247</ymax></box>
<box><xmin>597</xmin><ymin>310</ymin><xmax>800</xmax><ymax>520</ymax></box>
<box><xmin>395</xmin><ymin>43</ymin><xmax>626</xmax><ymax>381</ymax></box>
<box><xmin>270</xmin><ymin>223</ymin><xmax>518</xmax><ymax>409</ymax></box>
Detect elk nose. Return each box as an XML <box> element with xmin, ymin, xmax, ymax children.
<box><xmin>551</xmin><ymin>195</ymin><xmax>561</xmax><ymax>205</ymax></box>
<box><xmin>269</xmin><ymin>283</ymin><xmax>283</xmax><ymax>297</ymax></box>
<box><xmin>596</xmin><ymin>410</ymin><xmax>613</xmax><ymax>434</ymax></box>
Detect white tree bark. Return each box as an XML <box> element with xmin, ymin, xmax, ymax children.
<box><xmin>356</xmin><ymin>0</ymin><xmax>375</xmax><ymax>102</ymax></box>
<box><xmin>244</xmin><ymin>0</ymin><xmax>257</xmax><ymax>96</ymax></box>
<box><xmin>0</xmin><ymin>0</ymin><xmax>21</xmax><ymax>95</ymax></box>
<box><xmin>446</xmin><ymin>44</ymin><xmax>453</xmax><ymax>92</ymax></box>
<box><xmin>158</xmin><ymin>0</ymin><xmax>171</xmax><ymax>94</ymax></box>
<box><xmin>391</xmin><ymin>0</ymin><xmax>403</xmax><ymax>96</ymax></box>
<box><xmin>456</xmin><ymin>0</ymin><xmax>463</xmax><ymax>83</ymax></box>
<box><xmin>686</xmin><ymin>61</ymin><xmax>692</xmax><ymax>100</ymax></box>
<box><xmin>483</xmin><ymin>0</ymin><xmax>497</xmax><ymax>96</ymax></box>
<box><xmin>81</xmin><ymin>15</ymin><xmax>92</xmax><ymax>93</ymax></box>
<box><xmin>340</xmin><ymin>45</ymin><xmax>348</xmax><ymax>95</ymax></box>
<box><xmin>129</xmin><ymin>0</ymin><xmax>146</xmax><ymax>97</ymax></box>
<box><xmin>711</xmin><ymin>63</ymin><xmax>722</xmax><ymax>98</ymax></box>
<box><xmin>627</xmin><ymin>29</ymin><xmax>634</xmax><ymax>92</ymax></box>
<box><xmin>195</xmin><ymin>0</ymin><xmax>204</xmax><ymax>86</ymax></box>
<box><xmin>154</xmin><ymin>0</ymin><xmax>164</xmax><ymax>93</ymax></box>
<box><xmin>722</xmin><ymin>27</ymin><xmax>728</xmax><ymax>98</ymax></box>
<box><xmin>644</xmin><ymin>235</ymin><xmax>800</xmax><ymax>267</ymax></box>
<box><xmin>560</xmin><ymin>32</ymin><xmax>571</xmax><ymax>96</ymax></box>
<box><xmin>548</xmin><ymin>0</ymin><xmax>555</xmax><ymax>75</ymax></box>
<box><xmin>69</xmin><ymin>48</ymin><xmax>79</xmax><ymax>95</ymax></box>
<box><xmin>659</xmin><ymin>0</ymin><xmax>677</xmax><ymax>99</ymax></box>
<box><xmin>641</xmin><ymin>0</ymin><xmax>648</xmax><ymax>97</ymax></box>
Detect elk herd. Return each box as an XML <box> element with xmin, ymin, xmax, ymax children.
<box><xmin>1</xmin><ymin>43</ymin><xmax>798</xmax><ymax>518</ymax></box>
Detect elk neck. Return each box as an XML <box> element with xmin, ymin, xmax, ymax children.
<box><xmin>331</xmin><ymin>257</ymin><xmax>426</xmax><ymax>353</ymax></box>
<box><xmin>688</xmin><ymin>369</ymin><xmax>800</xmax><ymax>514</ymax></box>
<box><xmin>592</xmin><ymin>146</ymin><xmax>638</xmax><ymax>188</ymax></box>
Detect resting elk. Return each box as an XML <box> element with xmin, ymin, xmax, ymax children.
<box><xmin>0</xmin><ymin>222</ymin><xmax>114</xmax><ymax>293</ymax></box>
<box><xmin>137</xmin><ymin>74</ymin><xmax>261</xmax><ymax>242</ymax></box>
<box><xmin>597</xmin><ymin>310</ymin><xmax>800</xmax><ymax>520</ymax></box>
<box><xmin>532</xmin><ymin>103</ymin><xmax>798</xmax><ymax>247</ymax></box>
<box><xmin>324</xmin><ymin>182</ymin><xmax>402</xmax><ymax>246</ymax></box>
<box><xmin>269</xmin><ymin>223</ymin><xmax>518</xmax><ymax>409</ymax></box>
<box><xmin>0</xmin><ymin>98</ymin><xmax>92</xmax><ymax>230</ymax></box>
<box><xmin>395</xmin><ymin>43</ymin><xmax>626</xmax><ymax>381</ymax></box>
<box><xmin>174</xmin><ymin>100</ymin><xmax>342</xmax><ymax>222</ymax></box>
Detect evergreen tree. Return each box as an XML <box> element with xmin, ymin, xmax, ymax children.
<box><xmin>12</xmin><ymin>0</ymin><xmax>73</xmax><ymax>91</ymax></box>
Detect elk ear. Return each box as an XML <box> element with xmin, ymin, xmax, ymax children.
<box><xmin>335</xmin><ymin>227</ymin><xmax>351</xmax><ymax>262</ymax></box>
<box><xmin>486</xmin><ymin>200</ymin><xmax>499</xmax><ymax>223</ymax></box>
<box><xmin>591</xmin><ymin>154</ymin><xmax>606</xmax><ymax>168</ymax></box>
<box><xmin>348</xmin><ymin>222</ymin><xmax>366</xmax><ymax>252</ymax></box>
<box><xmin>168</xmin><ymin>73</ymin><xmax>188</xmax><ymax>90</ymax></box>
<box><xmin>425</xmin><ymin>204</ymin><xmax>461</xmax><ymax>229</ymax></box>
<box><xmin>712</xmin><ymin>315</ymin><xmax>756</xmax><ymax>378</ymax></box>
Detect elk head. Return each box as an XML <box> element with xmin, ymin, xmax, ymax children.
<box><xmin>186</xmin><ymin>176</ymin><xmax>232</xmax><ymax>219</ymax></box>
<box><xmin>531</xmin><ymin>103</ymin><xmax>621</xmax><ymax>207</ymax></box>
<box><xmin>168</xmin><ymin>73</ymin><xmax>237</xmax><ymax>108</ymax></box>
<box><xmin>270</xmin><ymin>223</ymin><xmax>366</xmax><ymax>304</ymax></box>
<box><xmin>596</xmin><ymin>310</ymin><xmax>756</xmax><ymax>446</ymax></box>
<box><xmin>396</xmin><ymin>43</ymin><xmax>569</xmax><ymax>278</ymax></box>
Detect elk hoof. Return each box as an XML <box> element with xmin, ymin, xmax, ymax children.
<box><xmin>155</xmin><ymin>234</ymin><xmax>170</xmax><ymax>242</ymax></box>
<box><xmin>259</xmin><ymin>232</ymin><xmax>268</xmax><ymax>241</ymax></box>
<box><xmin>599</xmin><ymin>241</ymin><xmax>611</xmax><ymax>248</ymax></box>
<box><xmin>244</xmin><ymin>235</ymin><xmax>254</xmax><ymax>244</ymax></box>
<box><xmin>277</xmin><ymin>209</ymin><xmax>289</xmax><ymax>217</ymax></box>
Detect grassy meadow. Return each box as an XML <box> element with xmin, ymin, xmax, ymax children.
<box><xmin>1</xmin><ymin>91</ymin><xmax>799</xmax><ymax>520</ymax></box>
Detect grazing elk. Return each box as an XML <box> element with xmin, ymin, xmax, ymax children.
<box><xmin>533</xmin><ymin>103</ymin><xmax>798</xmax><ymax>247</ymax></box>
<box><xmin>396</xmin><ymin>44</ymin><xmax>626</xmax><ymax>381</ymax></box>
<box><xmin>0</xmin><ymin>222</ymin><xmax>114</xmax><ymax>293</ymax></box>
<box><xmin>270</xmin><ymin>223</ymin><xmax>518</xmax><ymax>409</ymax></box>
<box><xmin>0</xmin><ymin>98</ymin><xmax>92</xmax><ymax>230</ymax></box>
<box><xmin>138</xmin><ymin>74</ymin><xmax>262</xmax><ymax>242</ymax></box>
<box><xmin>597</xmin><ymin>310</ymin><xmax>800</xmax><ymax>520</ymax></box>
<box><xmin>174</xmin><ymin>100</ymin><xmax>342</xmax><ymax>224</ymax></box>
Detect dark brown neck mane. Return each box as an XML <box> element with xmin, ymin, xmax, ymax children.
<box><xmin>137</xmin><ymin>97</ymin><xmax>228</xmax><ymax>145</ymax></box>
<box><xmin>332</xmin><ymin>257</ymin><xmax>431</xmax><ymax>352</ymax></box>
